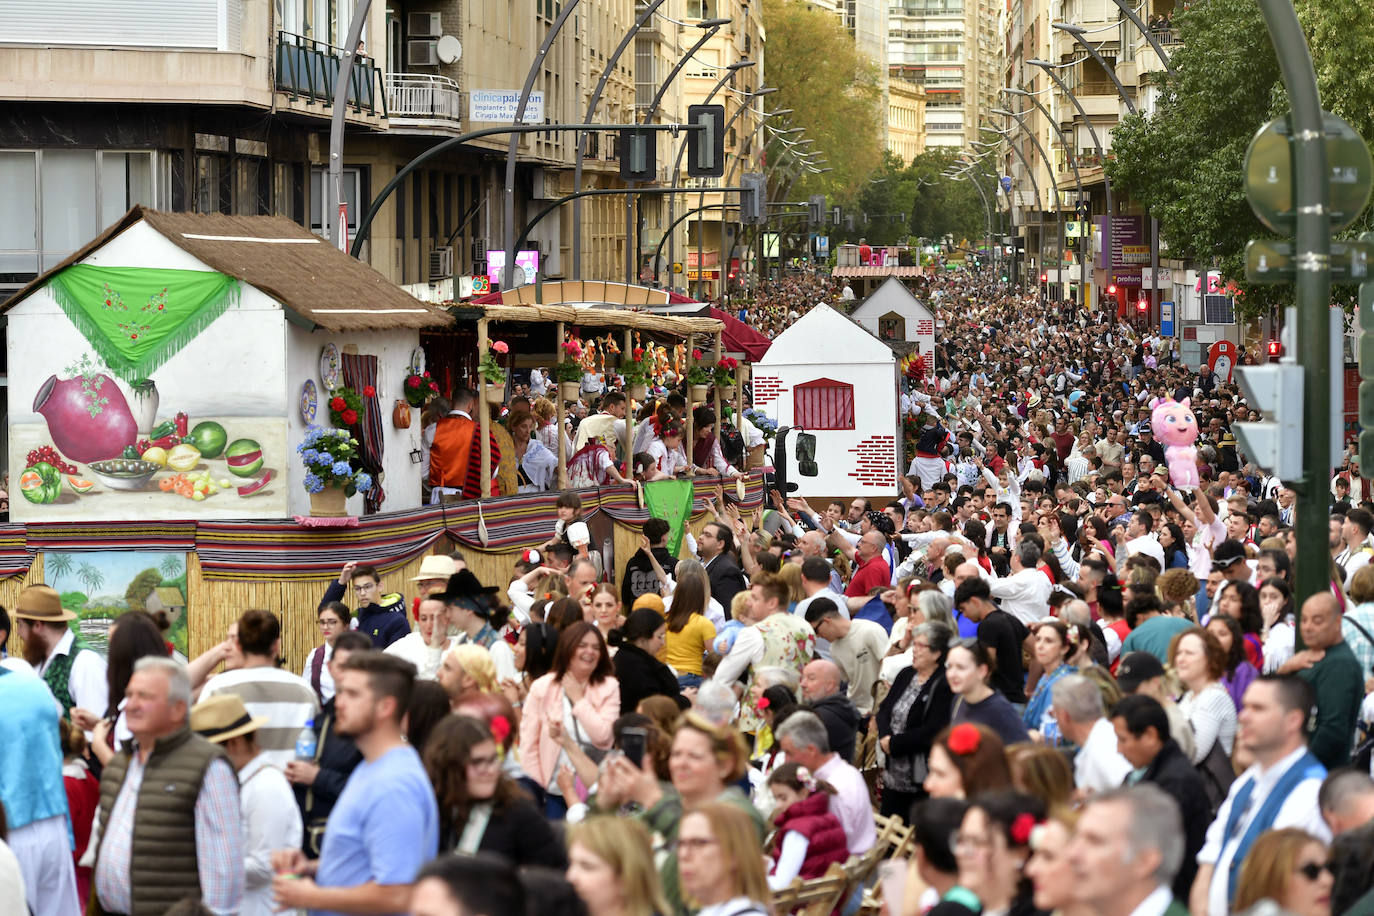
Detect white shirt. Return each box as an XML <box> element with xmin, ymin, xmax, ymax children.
<box><xmin>384</xmin><ymin>631</ymin><xmax>443</xmax><ymax>680</ymax></box>
<box><xmin>815</xmin><ymin>754</ymin><xmax>876</xmax><ymax>856</ymax></box>
<box><xmin>712</xmin><ymin>624</ymin><xmax>766</xmax><ymax>686</ymax></box>
<box><xmin>795</xmin><ymin>588</ymin><xmax>847</xmax><ymax>660</ymax></box>
<box><xmin>1197</xmin><ymin>744</ymin><xmax>1331</xmax><ymax>916</ymax></box>
<box><xmin>300</xmin><ymin>642</ymin><xmax>335</xmax><ymax>703</ymax></box>
<box><xmin>986</xmin><ymin>567</ymin><xmax>1053</xmax><ymax>625</ymax></box>
<box><xmin>200</xmin><ymin>668</ymin><xmax>320</xmax><ymax>771</ymax></box>
<box><xmin>1125</xmin><ymin>885</ymin><xmax>1175</xmax><ymax>916</ymax></box>
<box><xmin>1073</xmin><ymin>717</ymin><xmax>1133</xmax><ymax>794</ymax></box>
<box><xmin>39</xmin><ymin>628</ymin><xmax>108</xmax><ymax>726</ymax></box>
<box><xmin>237</xmin><ymin>753</ymin><xmax>303</xmax><ymax>916</ymax></box>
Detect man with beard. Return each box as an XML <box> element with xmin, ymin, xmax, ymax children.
<box><xmin>271</xmin><ymin>652</ymin><xmax>438</xmax><ymax>914</ymax></box>
<box><xmin>13</xmin><ymin>584</ymin><xmax>106</xmax><ymax>720</ymax></box>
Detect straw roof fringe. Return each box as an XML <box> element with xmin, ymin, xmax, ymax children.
<box><xmin>472</xmin><ymin>303</ymin><xmax>723</xmax><ymax>336</ymax></box>
<box><xmin>2</xmin><ymin>206</ymin><xmax>450</xmax><ymax>332</ymax></box>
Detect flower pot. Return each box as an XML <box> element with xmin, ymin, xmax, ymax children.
<box><xmin>310</xmin><ymin>484</ymin><xmax>349</xmax><ymax>517</ymax></box>
<box><xmin>484</xmin><ymin>383</ymin><xmax>506</xmax><ymax>405</ymax></box>
<box><xmin>715</xmin><ymin>383</ymin><xmax>735</xmax><ymax>400</ymax></box>
<box><xmin>559</xmin><ymin>380</ymin><xmax>582</xmax><ymax>402</ymax></box>
<box><xmin>33</xmin><ymin>373</ymin><xmax>139</xmax><ymax>465</ymax></box>
<box><xmin>688</xmin><ymin>384</ymin><xmax>710</xmax><ymax>403</ymax></box>
<box><xmin>628</xmin><ymin>383</ymin><xmax>647</xmax><ymax>401</ymax></box>
<box><xmin>129</xmin><ymin>379</ymin><xmax>160</xmax><ymax>435</ymax></box>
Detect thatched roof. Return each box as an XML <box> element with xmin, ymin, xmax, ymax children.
<box><xmin>2</xmin><ymin>206</ymin><xmax>450</xmax><ymax>332</ymax></box>
<box><xmin>465</xmin><ymin>281</ymin><xmax>724</xmax><ymax>337</ymax></box>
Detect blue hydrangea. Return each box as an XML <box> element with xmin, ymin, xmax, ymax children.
<box><xmin>300</xmin><ymin>448</ymin><xmax>319</xmax><ymax>465</ymax></box>
<box><xmin>354</xmin><ymin>472</ymin><xmax>373</xmax><ymax>493</ymax></box>
<box><xmin>313</xmin><ymin>453</ymin><xmax>333</xmax><ymax>469</ymax></box>
<box><xmin>332</xmin><ymin>460</ymin><xmax>353</xmax><ymax>477</ymax></box>
<box><xmin>303</xmin><ymin>473</ymin><xmax>325</xmax><ymax>494</ymax></box>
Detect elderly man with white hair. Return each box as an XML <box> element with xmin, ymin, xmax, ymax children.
<box><xmin>1052</xmin><ymin>673</ymin><xmax>1132</xmax><ymax>793</ymax></box>
<box><xmin>1067</xmin><ymin>785</ymin><xmax>1192</xmax><ymax>915</ymax></box>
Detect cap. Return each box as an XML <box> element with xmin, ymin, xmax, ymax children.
<box><xmin>1211</xmin><ymin>539</ymin><xmax>1248</xmax><ymax>571</ymax></box>
<box><xmin>1115</xmin><ymin>651</ymin><xmax>1166</xmax><ymax>693</ymax></box>
<box><xmin>191</xmin><ymin>693</ymin><xmax>269</xmax><ymax>744</ymax></box>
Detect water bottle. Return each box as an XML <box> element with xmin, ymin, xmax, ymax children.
<box><xmin>295</xmin><ymin>718</ymin><xmax>317</xmax><ymax>761</ymax></box>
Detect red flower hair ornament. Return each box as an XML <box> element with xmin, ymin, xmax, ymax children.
<box><xmin>946</xmin><ymin>723</ymin><xmax>982</xmax><ymax>756</ymax></box>
<box><xmin>1009</xmin><ymin>813</ymin><xmax>1040</xmax><ymax>847</ymax></box>
<box><xmin>755</xmin><ymin>696</ymin><xmax>771</xmax><ymax>712</ymax></box>
<box><xmin>490</xmin><ymin>715</ymin><xmax>512</xmax><ymax>746</ymax></box>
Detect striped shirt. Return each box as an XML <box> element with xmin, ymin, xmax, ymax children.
<box><xmin>200</xmin><ymin>667</ymin><xmax>320</xmax><ymax>770</ymax></box>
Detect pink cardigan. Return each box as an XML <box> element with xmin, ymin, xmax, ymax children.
<box><xmin>519</xmin><ymin>671</ymin><xmax>621</xmax><ymax>787</ymax></box>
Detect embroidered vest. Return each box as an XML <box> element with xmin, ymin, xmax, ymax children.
<box><xmin>44</xmin><ymin>633</ymin><xmax>85</xmax><ymax>717</ymax></box>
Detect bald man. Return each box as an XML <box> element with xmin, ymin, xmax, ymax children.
<box><xmin>1280</xmin><ymin>591</ymin><xmax>1363</xmax><ymax>768</ymax></box>
<box><xmin>798</xmin><ymin>659</ymin><xmax>859</xmax><ymax>764</ymax></box>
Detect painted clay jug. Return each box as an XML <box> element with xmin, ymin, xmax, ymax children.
<box><xmin>33</xmin><ymin>373</ymin><xmax>139</xmax><ymax>464</ymax></box>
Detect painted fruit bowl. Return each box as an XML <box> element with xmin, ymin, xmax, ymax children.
<box><xmin>86</xmin><ymin>459</ymin><xmax>160</xmax><ymax>491</ymax></box>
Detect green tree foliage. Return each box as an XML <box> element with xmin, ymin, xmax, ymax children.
<box><xmin>762</xmin><ymin>0</ymin><xmax>883</xmax><ymax>206</ymax></box>
<box><xmin>907</xmin><ymin>149</ymin><xmax>994</xmax><ymax>245</ymax></box>
<box><xmin>60</xmin><ymin>590</ymin><xmax>88</xmax><ymax>611</ymax></box>
<box><xmin>125</xmin><ymin>568</ymin><xmax>162</xmax><ymax>611</ymax></box>
<box><xmin>1107</xmin><ymin>0</ymin><xmax>1374</xmax><ymax>317</ymax></box>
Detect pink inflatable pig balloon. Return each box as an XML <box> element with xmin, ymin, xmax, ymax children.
<box><xmin>1150</xmin><ymin>396</ymin><xmax>1200</xmax><ymax>490</ymax></box>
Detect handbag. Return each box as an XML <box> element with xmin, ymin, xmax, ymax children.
<box><xmin>567</xmin><ymin>693</ymin><xmax>608</xmax><ymax>765</ymax></box>
<box><xmin>1197</xmin><ymin>735</ymin><xmax>1236</xmax><ymax>816</ymax></box>
<box><xmin>302</xmin><ymin>714</ymin><xmax>333</xmax><ymax>858</ymax></box>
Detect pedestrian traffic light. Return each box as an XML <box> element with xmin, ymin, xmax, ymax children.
<box><xmin>686</xmin><ymin>104</ymin><xmax>726</xmax><ymax>178</ymax></box>
<box><xmin>741</xmin><ymin>173</ymin><xmax>765</xmax><ymax>224</ymax></box>
<box><xmin>618</xmin><ymin>128</ymin><xmax>657</xmax><ymax>182</ymax></box>
<box><xmin>808</xmin><ymin>195</ymin><xmax>825</xmax><ymax>226</ymax></box>
<box><xmin>1267</xmin><ymin>339</ymin><xmax>1283</xmax><ymax>359</ymax></box>
<box><xmin>1137</xmin><ymin>298</ymin><xmax>1148</xmax><ymax>312</ymax></box>
<box><xmin>1039</xmin><ymin>273</ymin><xmax>1047</xmax><ymax>283</ymax></box>
<box><xmin>1108</xmin><ymin>284</ymin><xmax>1117</xmax><ymax>296</ymax></box>
<box><xmin>1233</xmin><ymin>364</ymin><xmax>1305</xmax><ymax>479</ymax></box>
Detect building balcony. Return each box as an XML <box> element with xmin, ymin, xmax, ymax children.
<box><xmin>274</xmin><ymin>32</ymin><xmax>385</xmax><ymax>120</ymax></box>
<box><xmin>385</xmin><ymin>73</ymin><xmax>462</xmax><ymax>128</ymax></box>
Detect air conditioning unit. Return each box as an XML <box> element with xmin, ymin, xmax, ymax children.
<box><xmin>407</xmin><ymin>40</ymin><xmax>439</xmax><ymax>67</ymax></box>
<box><xmin>409</xmin><ymin>12</ymin><xmax>442</xmax><ymax>37</ymax></box>
<box><xmin>429</xmin><ymin>246</ymin><xmax>454</xmax><ymax>280</ymax></box>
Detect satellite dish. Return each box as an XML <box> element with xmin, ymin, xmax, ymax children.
<box><xmin>436</xmin><ymin>35</ymin><xmax>462</xmax><ymax>64</ymax></box>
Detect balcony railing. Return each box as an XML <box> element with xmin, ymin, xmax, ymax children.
<box><xmin>386</xmin><ymin>73</ymin><xmax>462</xmax><ymax>121</ymax></box>
<box><xmin>275</xmin><ymin>32</ymin><xmax>384</xmax><ymax>115</ymax></box>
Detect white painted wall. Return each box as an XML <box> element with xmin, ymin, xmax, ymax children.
<box><xmin>285</xmin><ymin>326</ymin><xmax>427</xmax><ymax>517</ymax></box>
<box><xmin>754</xmin><ymin>304</ymin><xmax>899</xmax><ymax>499</ymax></box>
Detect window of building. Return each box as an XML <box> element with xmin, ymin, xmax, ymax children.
<box><xmin>794</xmin><ymin>378</ymin><xmax>855</xmax><ymax>430</ymax></box>
<box><xmin>686</xmin><ymin>0</ymin><xmax>716</xmax><ymax>20</ymax></box>
<box><xmin>310</xmin><ymin>165</ymin><xmax>366</xmax><ymax>237</ymax></box>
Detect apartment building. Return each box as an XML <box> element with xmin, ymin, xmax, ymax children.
<box><xmin>0</xmin><ymin>0</ymin><xmax>760</xmax><ymax>300</ymax></box>
<box><xmin>888</xmin><ymin>0</ymin><xmax>996</xmax><ymax>150</ymax></box>
<box><xmin>887</xmin><ymin>77</ymin><xmax>927</xmax><ymax>164</ymax></box>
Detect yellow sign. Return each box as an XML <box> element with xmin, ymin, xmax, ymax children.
<box><xmin>672</xmin><ymin>262</ymin><xmax>683</xmax><ymax>274</ymax></box>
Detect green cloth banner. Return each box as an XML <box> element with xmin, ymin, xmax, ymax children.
<box><xmin>47</xmin><ymin>265</ymin><xmax>240</xmax><ymax>385</ymax></box>
<box><xmin>642</xmin><ymin>479</ymin><xmax>696</xmax><ymax>556</ymax></box>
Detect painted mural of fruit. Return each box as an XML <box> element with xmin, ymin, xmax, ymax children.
<box><xmin>140</xmin><ymin>446</ymin><xmax>169</xmax><ymax>467</ymax></box>
<box><xmin>188</xmin><ymin>421</ymin><xmax>228</xmax><ymax>459</ymax></box>
<box><xmin>225</xmin><ymin>439</ymin><xmax>264</xmax><ymax>477</ymax></box>
<box><xmin>166</xmin><ymin>443</ymin><xmax>201</xmax><ymax>472</ymax></box>
<box><xmin>32</xmin><ymin>373</ymin><xmax>138</xmax><ymax>464</ymax></box>
<box><xmin>67</xmin><ymin>476</ymin><xmax>95</xmax><ymax>494</ymax></box>
<box><xmin>236</xmin><ymin>470</ymin><xmax>272</xmax><ymax>496</ymax></box>
<box><xmin>20</xmin><ymin>463</ymin><xmax>62</xmax><ymax>504</ymax></box>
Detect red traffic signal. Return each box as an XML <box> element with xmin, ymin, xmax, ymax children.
<box><xmin>1108</xmin><ymin>283</ymin><xmax>1117</xmax><ymax>295</ymax></box>
<box><xmin>1039</xmin><ymin>273</ymin><xmax>1047</xmax><ymax>283</ymax></box>
<box><xmin>1267</xmin><ymin>339</ymin><xmax>1282</xmax><ymax>358</ymax></box>
<box><xmin>1136</xmin><ymin>298</ymin><xmax>1148</xmax><ymax>312</ymax></box>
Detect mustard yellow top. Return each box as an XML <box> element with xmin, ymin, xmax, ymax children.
<box><xmin>663</xmin><ymin>613</ymin><xmax>716</xmax><ymax>676</ymax></box>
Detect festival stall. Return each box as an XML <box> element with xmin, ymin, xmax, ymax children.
<box><xmin>752</xmin><ymin>303</ymin><xmax>901</xmax><ymax>501</ymax></box>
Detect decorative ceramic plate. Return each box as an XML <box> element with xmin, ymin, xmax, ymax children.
<box><xmin>87</xmin><ymin>459</ymin><xmax>159</xmax><ymax>491</ymax></box>
<box><xmin>300</xmin><ymin>379</ymin><xmax>318</xmax><ymax>423</ymax></box>
<box><xmin>409</xmin><ymin>347</ymin><xmax>426</xmax><ymax>376</ymax></box>
<box><xmin>320</xmin><ymin>343</ymin><xmax>341</xmax><ymax>392</ymax></box>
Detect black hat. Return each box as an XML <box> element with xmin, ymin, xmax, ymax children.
<box><xmin>442</xmin><ymin>569</ymin><xmax>500</xmax><ymax>618</ymax></box>
<box><xmin>1211</xmin><ymin>539</ymin><xmax>1248</xmax><ymax>571</ymax></box>
<box><xmin>1115</xmin><ymin>651</ymin><xmax>1166</xmax><ymax>693</ymax></box>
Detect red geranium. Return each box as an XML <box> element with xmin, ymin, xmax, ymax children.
<box><xmin>329</xmin><ymin>397</ymin><xmax>346</xmax><ymax>410</ymax></box>
<box><xmin>946</xmin><ymin>723</ymin><xmax>982</xmax><ymax>756</ymax></box>
<box><xmin>362</xmin><ymin>385</ymin><xmax>376</xmax><ymax>398</ymax></box>
<box><xmin>341</xmin><ymin>409</ymin><xmax>358</xmax><ymax>425</ymax></box>
<box><xmin>691</xmin><ymin>348</ymin><xmax>703</xmax><ymax>360</ymax></box>
<box><xmin>633</xmin><ymin>346</ymin><xmax>644</xmax><ymax>359</ymax></box>
<box><xmin>406</xmin><ymin>377</ymin><xmax>420</xmax><ymax>388</ymax></box>
<box><xmin>1009</xmin><ymin>813</ymin><xmax>1039</xmax><ymax>847</ymax></box>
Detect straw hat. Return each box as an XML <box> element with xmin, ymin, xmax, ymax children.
<box><xmin>411</xmin><ymin>555</ymin><xmax>458</xmax><ymax>581</ymax></box>
<box><xmin>190</xmin><ymin>693</ymin><xmax>269</xmax><ymax>744</ymax></box>
<box><xmin>13</xmin><ymin>584</ymin><xmax>76</xmax><ymax>622</ymax></box>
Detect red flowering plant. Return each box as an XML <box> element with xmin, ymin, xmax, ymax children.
<box><xmin>945</xmin><ymin>723</ymin><xmax>982</xmax><ymax>756</ymax></box>
<box><xmin>327</xmin><ymin>386</ymin><xmax>366</xmax><ymax>429</ymax></box>
<box><xmin>478</xmin><ymin>339</ymin><xmax>510</xmax><ymax>385</ymax></box>
<box><xmin>685</xmin><ymin>347</ymin><xmax>713</xmax><ymax>386</ymax></box>
<box><xmin>621</xmin><ymin>333</ymin><xmax>652</xmax><ymax>389</ymax></box>
<box><xmin>403</xmin><ymin>369</ymin><xmax>440</xmax><ymax>407</ymax></box>
<box><xmin>554</xmin><ymin>336</ymin><xmax>588</xmax><ymax>383</ymax></box>
<box><xmin>712</xmin><ymin>356</ymin><xmax>740</xmax><ymax>387</ymax></box>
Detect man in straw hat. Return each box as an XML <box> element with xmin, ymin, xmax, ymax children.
<box><xmin>13</xmin><ymin>583</ymin><xmax>106</xmax><ymax>720</ymax></box>
<box><xmin>90</xmin><ymin>656</ymin><xmax>243</xmax><ymax>916</ymax></box>
<box><xmin>192</xmin><ymin>693</ymin><xmax>302</xmax><ymax>916</ymax></box>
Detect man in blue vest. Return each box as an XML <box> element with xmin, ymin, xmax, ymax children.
<box><xmin>1190</xmin><ymin>674</ymin><xmax>1329</xmax><ymax>916</ymax></box>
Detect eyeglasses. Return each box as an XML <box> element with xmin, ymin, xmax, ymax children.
<box><xmin>673</xmin><ymin>837</ymin><xmax>719</xmax><ymax>855</ymax></box>
<box><xmin>1296</xmin><ymin>862</ymin><xmax>1334</xmax><ymax>881</ymax></box>
<box><xmin>467</xmin><ymin>753</ymin><xmax>501</xmax><ymax>771</ymax></box>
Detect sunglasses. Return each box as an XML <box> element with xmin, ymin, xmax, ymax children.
<box><xmin>1296</xmin><ymin>862</ymin><xmax>1334</xmax><ymax>882</ymax></box>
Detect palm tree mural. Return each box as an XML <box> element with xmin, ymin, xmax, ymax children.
<box><xmin>160</xmin><ymin>555</ymin><xmax>184</xmax><ymax>578</ymax></box>
<box><xmin>46</xmin><ymin>553</ymin><xmax>74</xmax><ymax>588</ymax></box>
<box><xmin>77</xmin><ymin>562</ymin><xmax>105</xmax><ymax>596</ymax></box>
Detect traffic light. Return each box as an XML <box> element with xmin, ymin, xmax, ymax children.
<box><xmin>1137</xmin><ymin>298</ymin><xmax>1149</xmax><ymax>312</ymax></box>
<box><xmin>1233</xmin><ymin>364</ymin><xmax>1305</xmax><ymax>479</ymax></box>
<box><xmin>1108</xmin><ymin>283</ymin><xmax>1117</xmax><ymax>296</ymax></box>
<box><xmin>808</xmin><ymin>195</ymin><xmax>825</xmax><ymax>226</ymax></box>
<box><xmin>1267</xmin><ymin>339</ymin><xmax>1283</xmax><ymax>359</ymax></box>
<box><xmin>1039</xmin><ymin>273</ymin><xmax>1047</xmax><ymax>283</ymax></box>
<box><xmin>686</xmin><ymin>104</ymin><xmax>726</xmax><ymax>178</ymax></box>
<box><xmin>618</xmin><ymin>128</ymin><xmax>657</xmax><ymax>182</ymax></box>
<box><xmin>741</xmin><ymin>173</ymin><xmax>765</xmax><ymax>224</ymax></box>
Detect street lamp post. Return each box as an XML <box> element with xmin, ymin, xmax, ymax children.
<box><xmin>981</xmin><ymin>126</ymin><xmax>1051</xmax><ymax>298</ymax></box>
<box><xmin>1028</xmin><ymin>57</ymin><xmax>1115</xmax><ymax>312</ymax></box>
<box><xmin>1003</xmin><ymin>87</ymin><xmax>1088</xmax><ymax>313</ymax></box>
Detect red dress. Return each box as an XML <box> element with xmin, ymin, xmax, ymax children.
<box><xmin>63</xmin><ymin>760</ymin><xmax>100</xmax><ymax>904</ymax></box>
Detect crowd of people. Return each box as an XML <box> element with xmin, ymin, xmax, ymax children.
<box><xmin>728</xmin><ymin>274</ymin><xmax>845</xmax><ymax>340</ymax></box>
<box><xmin>5</xmin><ymin>267</ymin><xmax>1374</xmax><ymax>916</ymax></box>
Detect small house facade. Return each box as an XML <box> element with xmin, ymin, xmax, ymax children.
<box><xmin>848</xmin><ymin>276</ymin><xmax>937</xmax><ymax>376</ymax></box>
<box><xmin>752</xmin><ymin>303</ymin><xmax>899</xmax><ymax>500</ymax></box>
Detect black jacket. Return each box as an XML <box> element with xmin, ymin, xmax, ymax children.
<box><xmin>704</xmin><ymin>553</ymin><xmax>747</xmax><ymax>615</ymax></box>
<box><xmin>621</xmin><ymin>546</ymin><xmax>678</xmax><ymax>608</ymax></box>
<box><xmin>442</xmin><ymin>795</ymin><xmax>567</xmax><ymax>868</ymax></box>
<box><xmin>321</xmin><ymin>580</ymin><xmax>410</xmax><ymax>648</ymax></box>
<box><xmin>613</xmin><ymin>642</ymin><xmax>688</xmax><ymax>713</ymax></box>
<box><xmin>1139</xmin><ymin>739</ymin><xmax>1210</xmax><ymax>900</ymax></box>
<box><xmin>807</xmin><ymin>692</ymin><xmax>861</xmax><ymax>764</ymax></box>
<box><xmin>293</xmin><ymin>699</ymin><xmax>364</xmax><ymax>853</ymax></box>
<box><xmin>1334</xmin><ymin>820</ymin><xmax>1374</xmax><ymax>915</ymax></box>
<box><xmin>876</xmin><ymin>667</ymin><xmax>953</xmax><ymax>765</ymax></box>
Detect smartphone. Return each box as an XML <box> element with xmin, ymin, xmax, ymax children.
<box><xmin>620</xmin><ymin>727</ymin><xmax>648</xmax><ymax>768</ymax></box>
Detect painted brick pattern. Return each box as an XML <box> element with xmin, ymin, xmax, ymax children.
<box><xmin>754</xmin><ymin>375</ymin><xmax>785</xmax><ymax>406</ymax></box>
<box><xmin>848</xmin><ymin>435</ymin><xmax>896</xmax><ymax>487</ymax></box>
